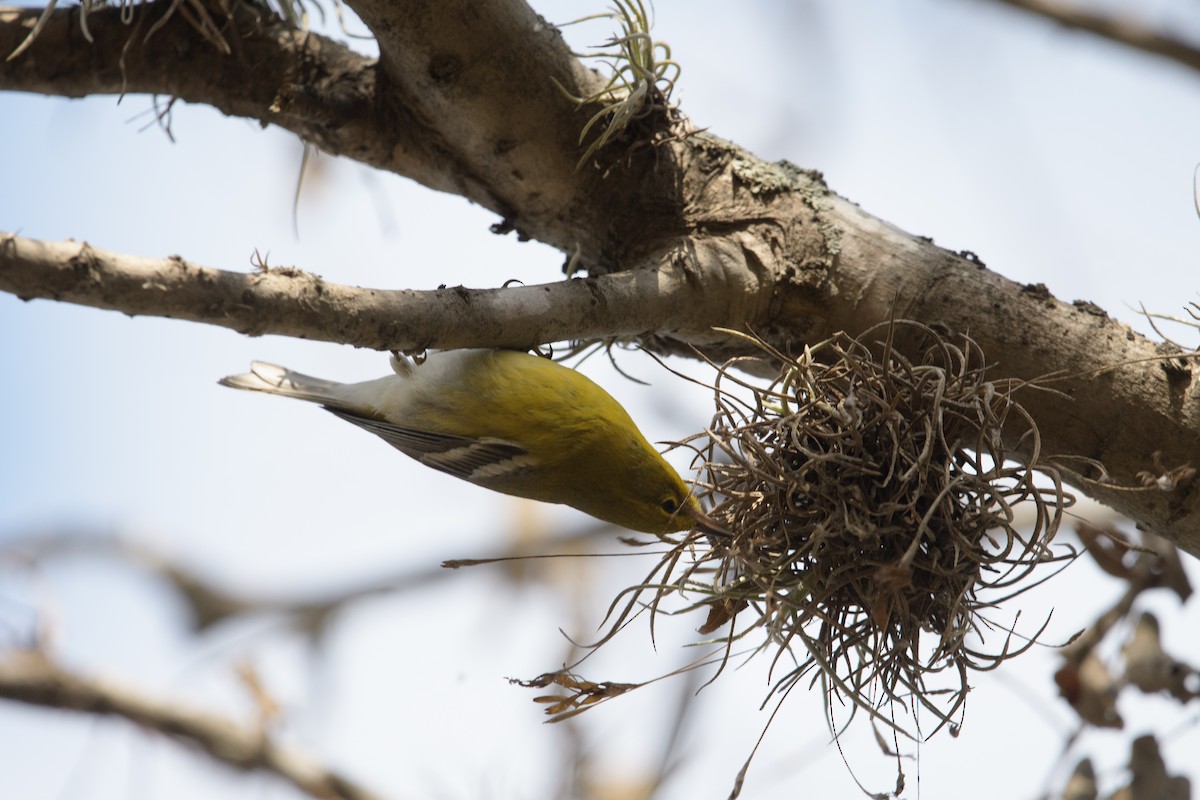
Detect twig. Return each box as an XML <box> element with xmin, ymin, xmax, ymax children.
<box><xmin>1</xmin><ymin>522</ymin><xmax>620</xmax><ymax>636</ymax></box>
<box><xmin>0</xmin><ymin>650</ymin><xmax>381</xmax><ymax>800</ymax></box>
<box><xmin>987</xmin><ymin>0</ymin><xmax>1200</xmax><ymax>75</ymax></box>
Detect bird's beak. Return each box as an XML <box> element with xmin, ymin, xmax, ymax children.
<box><xmin>688</xmin><ymin>503</ymin><xmax>733</xmax><ymax>538</ymax></box>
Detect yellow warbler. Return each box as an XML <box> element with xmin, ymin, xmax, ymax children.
<box><xmin>220</xmin><ymin>349</ymin><xmax>714</xmax><ymax>534</ymax></box>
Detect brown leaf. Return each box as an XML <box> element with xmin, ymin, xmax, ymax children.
<box><xmin>1075</xmin><ymin>522</ymin><xmax>1133</xmax><ymax>579</ymax></box>
<box><xmin>1055</xmin><ymin>653</ymin><xmax>1123</xmax><ymax>729</ymax></box>
<box><xmin>697</xmin><ymin>597</ymin><xmax>747</xmax><ymax>634</ymax></box>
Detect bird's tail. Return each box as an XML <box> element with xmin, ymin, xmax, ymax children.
<box><xmin>218</xmin><ymin>362</ymin><xmax>344</xmax><ymax>406</ymax></box>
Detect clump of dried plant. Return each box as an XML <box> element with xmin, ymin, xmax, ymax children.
<box><xmin>684</xmin><ymin>322</ymin><xmax>1073</xmax><ymax>732</ymax></box>
<box><xmin>688</xmin><ymin>322</ymin><xmax>1075</xmax><ymax>732</ymax></box>
<box><xmin>564</xmin><ymin>321</ymin><xmax>1075</xmax><ymax>746</ymax></box>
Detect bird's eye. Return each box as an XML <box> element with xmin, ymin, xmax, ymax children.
<box><xmin>660</xmin><ymin>497</ymin><xmax>679</xmax><ymax>514</ymax></box>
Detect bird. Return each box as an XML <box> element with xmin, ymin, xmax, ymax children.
<box><xmin>219</xmin><ymin>349</ymin><xmax>718</xmax><ymax>535</ymax></box>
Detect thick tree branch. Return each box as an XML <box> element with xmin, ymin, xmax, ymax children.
<box><xmin>0</xmin><ymin>650</ymin><xmax>380</xmax><ymax>800</ymax></box>
<box><xmin>0</xmin><ymin>3</ymin><xmax>433</xmax><ymax>178</ymax></box>
<box><xmin>986</xmin><ymin>0</ymin><xmax>1200</xmax><ymax>74</ymax></box>
<box><xmin>338</xmin><ymin>0</ymin><xmax>637</xmax><ymax>256</ymax></box>
<box><xmin>0</xmin><ymin>0</ymin><xmax>655</xmax><ymax>259</ymax></box>
<box><xmin>0</xmin><ymin>0</ymin><xmax>708</xmax><ymax>267</ymax></box>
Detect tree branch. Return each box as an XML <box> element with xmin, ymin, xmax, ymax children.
<box><xmin>0</xmin><ymin>3</ymin><xmax>432</xmax><ymax>178</ymax></box>
<box><xmin>0</xmin><ymin>0</ymin><xmax>643</xmax><ymax>258</ymax></box>
<box><xmin>0</xmin><ymin>650</ymin><xmax>380</xmax><ymax>800</ymax></box>
<box><xmin>1</xmin><ymin>523</ymin><xmax>619</xmax><ymax>636</ymax></box>
<box><xmin>985</xmin><ymin>0</ymin><xmax>1200</xmax><ymax>74</ymax></box>
<box><xmin>338</xmin><ymin>0</ymin><xmax>641</xmax><ymax>256</ymax></box>
<box><xmin>0</xmin><ymin>230</ymin><xmax>768</xmax><ymax>349</ymax></box>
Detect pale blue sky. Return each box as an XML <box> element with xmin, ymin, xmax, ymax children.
<box><xmin>2</xmin><ymin>1</ymin><xmax>1199</xmax><ymax>798</ymax></box>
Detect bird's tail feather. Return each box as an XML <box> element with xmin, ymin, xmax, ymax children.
<box><xmin>218</xmin><ymin>362</ymin><xmax>343</xmax><ymax>406</ymax></box>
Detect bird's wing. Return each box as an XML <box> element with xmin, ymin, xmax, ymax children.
<box><xmin>324</xmin><ymin>407</ymin><xmax>535</xmax><ymax>483</ymax></box>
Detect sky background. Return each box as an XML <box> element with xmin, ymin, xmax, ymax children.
<box><xmin>2</xmin><ymin>1</ymin><xmax>1200</xmax><ymax>798</ymax></box>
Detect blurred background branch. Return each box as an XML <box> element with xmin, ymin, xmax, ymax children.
<box><xmin>0</xmin><ymin>649</ymin><xmax>381</xmax><ymax>800</ymax></box>
<box><xmin>986</xmin><ymin>0</ymin><xmax>1200</xmax><ymax>74</ymax></box>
